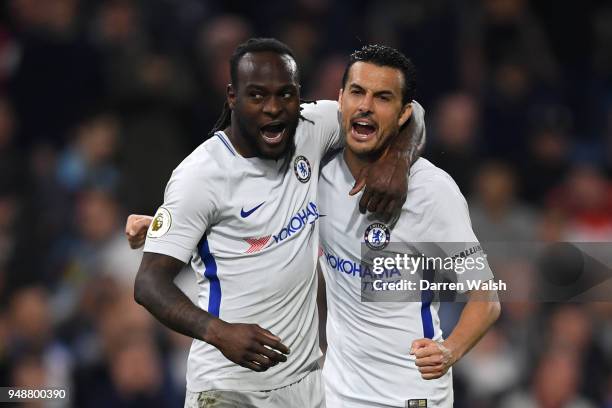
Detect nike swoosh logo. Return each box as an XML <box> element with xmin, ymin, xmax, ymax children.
<box><xmin>240</xmin><ymin>202</ymin><xmax>266</xmax><ymax>218</ymax></box>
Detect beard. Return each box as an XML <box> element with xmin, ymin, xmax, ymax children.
<box><xmin>234</xmin><ymin>112</ymin><xmax>299</xmax><ymax>165</ymax></box>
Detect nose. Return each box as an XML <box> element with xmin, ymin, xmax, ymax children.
<box><xmin>263</xmin><ymin>96</ymin><xmax>282</xmax><ymax>117</ymax></box>
<box><xmin>357</xmin><ymin>93</ymin><xmax>374</xmax><ymax>114</ymax></box>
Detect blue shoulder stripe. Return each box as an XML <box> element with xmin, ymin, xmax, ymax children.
<box><xmin>215</xmin><ymin>132</ymin><xmax>236</xmax><ymax>156</ymax></box>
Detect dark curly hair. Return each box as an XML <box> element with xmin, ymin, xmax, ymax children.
<box><xmin>341</xmin><ymin>44</ymin><xmax>417</xmax><ymax>104</ymax></box>
<box><xmin>229</xmin><ymin>38</ymin><xmax>299</xmax><ymax>87</ymax></box>
<box><xmin>209</xmin><ymin>38</ymin><xmax>314</xmax><ymax>138</ymax></box>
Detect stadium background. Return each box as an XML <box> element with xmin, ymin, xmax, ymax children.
<box><xmin>0</xmin><ymin>0</ymin><xmax>611</xmax><ymax>406</ymax></box>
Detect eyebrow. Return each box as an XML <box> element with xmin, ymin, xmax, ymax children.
<box><xmin>349</xmin><ymin>83</ymin><xmax>397</xmax><ymax>98</ymax></box>
<box><xmin>244</xmin><ymin>83</ymin><xmax>298</xmax><ymax>91</ymax></box>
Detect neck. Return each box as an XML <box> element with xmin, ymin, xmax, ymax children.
<box><xmin>225</xmin><ymin>116</ymin><xmax>256</xmax><ymax>158</ymax></box>
<box><xmin>343</xmin><ymin>148</ymin><xmax>383</xmax><ymax>181</ymax></box>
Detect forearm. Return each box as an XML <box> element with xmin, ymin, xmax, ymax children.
<box><xmin>443</xmin><ymin>290</ymin><xmax>501</xmax><ymax>361</ymax></box>
<box><xmin>388</xmin><ymin>100</ymin><xmax>426</xmax><ymax>163</ymax></box>
<box><xmin>134</xmin><ymin>253</ymin><xmax>221</xmax><ymax>344</ymax></box>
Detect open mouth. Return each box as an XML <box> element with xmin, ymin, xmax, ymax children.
<box><xmin>351</xmin><ymin>120</ymin><xmax>377</xmax><ymax>141</ymax></box>
<box><xmin>260</xmin><ymin>122</ymin><xmax>287</xmax><ymax>145</ymax></box>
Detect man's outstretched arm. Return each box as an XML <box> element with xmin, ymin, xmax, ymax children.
<box><xmin>134</xmin><ymin>252</ymin><xmax>290</xmax><ymax>372</ymax></box>
<box><xmin>410</xmin><ymin>289</ymin><xmax>501</xmax><ymax>380</ymax></box>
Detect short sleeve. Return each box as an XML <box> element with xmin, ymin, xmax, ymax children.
<box><xmin>421</xmin><ymin>173</ymin><xmax>494</xmax><ymax>291</ymax></box>
<box><xmin>143</xmin><ymin>162</ymin><xmax>219</xmax><ymax>263</ymax></box>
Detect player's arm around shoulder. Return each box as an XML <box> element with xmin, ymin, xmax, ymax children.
<box><xmin>310</xmin><ymin>98</ymin><xmax>428</xmax><ymax>221</ymax></box>
<box><xmin>350</xmin><ymin>101</ymin><xmax>427</xmax><ymax>221</ymax></box>
<box><xmin>299</xmin><ymin>99</ymin><xmax>343</xmax><ymax>159</ymax></box>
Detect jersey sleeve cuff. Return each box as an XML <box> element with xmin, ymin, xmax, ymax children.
<box><xmin>143</xmin><ymin>241</ymin><xmax>193</xmax><ymax>264</ymax></box>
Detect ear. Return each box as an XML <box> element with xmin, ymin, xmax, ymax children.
<box><xmin>398</xmin><ymin>102</ymin><xmax>413</xmax><ymax>127</ymax></box>
<box><xmin>227</xmin><ymin>84</ymin><xmax>236</xmax><ymax>109</ymax></box>
<box><xmin>338</xmin><ymin>88</ymin><xmax>344</xmax><ymax>112</ymax></box>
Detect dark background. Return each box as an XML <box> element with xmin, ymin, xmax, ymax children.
<box><xmin>0</xmin><ymin>0</ymin><xmax>611</xmax><ymax>407</ymax></box>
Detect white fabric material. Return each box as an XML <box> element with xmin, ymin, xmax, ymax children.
<box><xmin>184</xmin><ymin>365</ymin><xmax>325</xmax><ymax>408</ymax></box>
<box><xmin>318</xmin><ymin>156</ymin><xmax>493</xmax><ymax>408</ymax></box>
<box><xmin>145</xmin><ymin>101</ymin><xmax>342</xmax><ymax>392</ymax></box>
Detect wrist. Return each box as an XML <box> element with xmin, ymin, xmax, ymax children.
<box><xmin>441</xmin><ymin>339</ymin><xmax>463</xmax><ymax>364</ymax></box>
<box><xmin>202</xmin><ymin>318</ymin><xmax>225</xmax><ymax>347</ymax></box>
<box><xmin>385</xmin><ymin>145</ymin><xmax>411</xmax><ymax>166</ymax></box>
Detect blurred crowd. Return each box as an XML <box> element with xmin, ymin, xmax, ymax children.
<box><xmin>0</xmin><ymin>0</ymin><xmax>611</xmax><ymax>407</ymax></box>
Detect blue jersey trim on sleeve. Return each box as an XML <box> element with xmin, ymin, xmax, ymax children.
<box><xmin>420</xmin><ymin>268</ymin><xmax>434</xmax><ymax>339</ymax></box>
<box><xmin>215</xmin><ymin>132</ymin><xmax>236</xmax><ymax>156</ymax></box>
<box><xmin>198</xmin><ymin>235</ymin><xmax>221</xmax><ymax>317</ymax></box>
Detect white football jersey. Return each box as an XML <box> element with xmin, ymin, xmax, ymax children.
<box><xmin>318</xmin><ymin>156</ymin><xmax>494</xmax><ymax>408</ymax></box>
<box><xmin>144</xmin><ymin>100</ymin><xmax>342</xmax><ymax>392</ymax></box>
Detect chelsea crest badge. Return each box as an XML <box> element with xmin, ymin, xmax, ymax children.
<box><xmin>364</xmin><ymin>222</ymin><xmax>391</xmax><ymax>250</ymax></box>
<box><xmin>293</xmin><ymin>155</ymin><xmax>311</xmax><ymax>183</ymax></box>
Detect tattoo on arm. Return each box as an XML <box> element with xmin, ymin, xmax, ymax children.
<box><xmin>134</xmin><ymin>252</ymin><xmax>217</xmax><ymax>341</ymax></box>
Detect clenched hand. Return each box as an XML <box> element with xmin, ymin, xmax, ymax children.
<box><xmin>410</xmin><ymin>338</ymin><xmax>456</xmax><ymax>380</ymax></box>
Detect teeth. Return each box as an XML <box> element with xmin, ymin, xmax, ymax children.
<box><xmin>356</xmin><ymin>121</ymin><xmax>370</xmax><ymax>126</ymax></box>
<box><xmin>261</xmin><ymin>129</ymin><xmax>285</xmax><ymax>144</ymax></box>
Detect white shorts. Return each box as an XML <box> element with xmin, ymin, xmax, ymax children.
<box><xmin>325</xmin><ymin>390</ymin><xmax>452</xmax><ymax>408</ymax></box>
<box><xmin>184</xmin><ymin>367</ymin><xmax>325</xmax><ymax>408</ymax></box>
